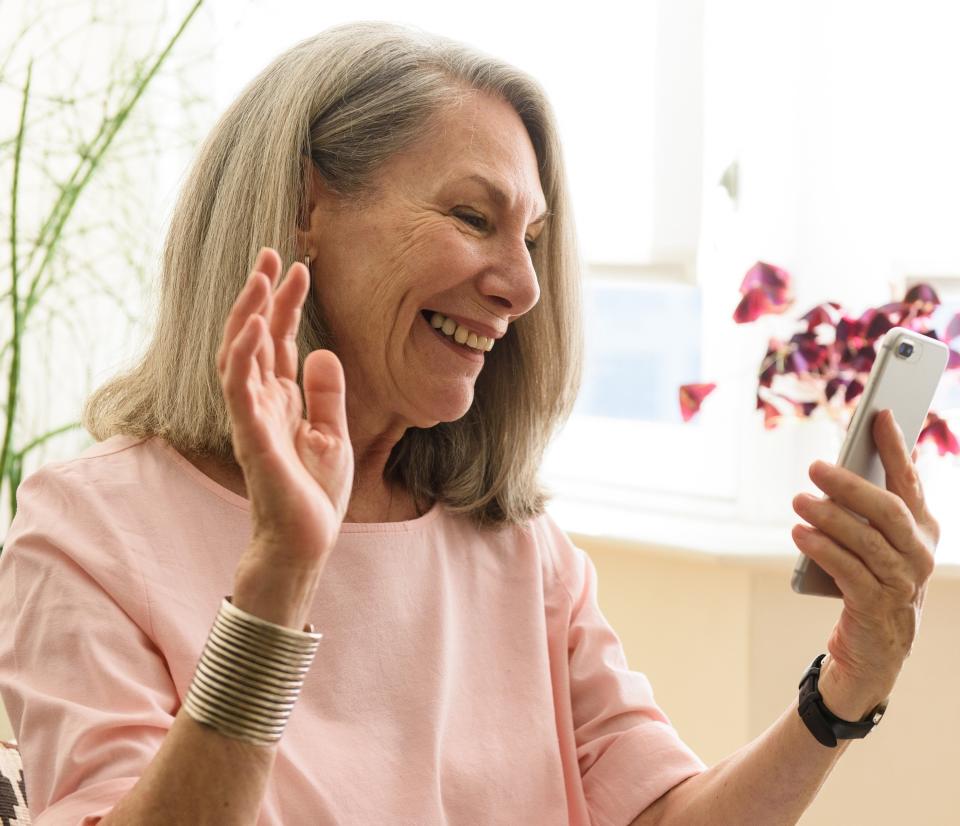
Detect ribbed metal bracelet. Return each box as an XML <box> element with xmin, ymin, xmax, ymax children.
<box><xmin>183</xmin><ymin>596</ymin><xmax>322</xmax><ymax>746</ymax></box>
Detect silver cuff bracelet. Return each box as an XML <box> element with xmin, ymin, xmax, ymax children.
<box><xmin>183</xmin><ymin>596</ymin><xmax>322</xmax><ymax>746</ymax></box>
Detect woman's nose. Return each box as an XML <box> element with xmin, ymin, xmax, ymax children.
<box><xmin>477</xmin><ymin>238</ymin><xmax>541</xmax><ymax>319</ymax></box>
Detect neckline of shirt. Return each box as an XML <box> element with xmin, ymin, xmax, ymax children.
<box><xmin>149</xmin><ymin>435</ymin><xmax>444</xmax><ymax>533</ymax></box>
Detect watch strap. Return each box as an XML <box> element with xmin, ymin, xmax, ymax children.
<box><xmin>797</xmin><ymin>654</ymin><xmax>888</xmax><ymax>748</ymax></box>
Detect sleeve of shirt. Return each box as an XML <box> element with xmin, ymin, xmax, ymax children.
<box><xmin>0</xmin><ymin>466</ymin><xmax>180</xmax><ymax>825</ymax></box>
<box><xmin>537</xmin><ymin>513</ymin><xmax>706</xmax><ymax>826</ymax></box>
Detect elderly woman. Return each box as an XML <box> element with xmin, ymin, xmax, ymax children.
<box><xmin>0</xmin><ymin>21</ymin><xmax>938</xmax><ymax>826</ymax></box>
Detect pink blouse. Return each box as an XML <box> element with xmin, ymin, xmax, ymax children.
<box><xmin>0</xmin><ymin>434</ymin><xmax>704</xmax><ymax>825</ymax></box>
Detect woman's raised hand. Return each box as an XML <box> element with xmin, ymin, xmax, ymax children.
<box><xmin>217</xmin><ymin>248</ymin><xmax>354</xmax><ymax>585</ymax></box>
<box><xmin>790</xmin><ymin>410</ymin><xmax>938</xmax><ymax>719</ymax></box>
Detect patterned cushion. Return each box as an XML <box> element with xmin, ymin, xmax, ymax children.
<box><xmin>0</xmin><ymin>741</ymin><xmax>29</xmax><ymax>826</ymax></box>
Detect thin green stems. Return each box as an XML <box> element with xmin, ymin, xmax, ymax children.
<box><xmin>1</xmin><ymin>60</ymin><xmax>32</xmax><ymax>486</ymax></box>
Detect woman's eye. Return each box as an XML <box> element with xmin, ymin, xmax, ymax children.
<box><xmin>455</xmin><ymin>210</ymin><xmax>488</xmax><ymax>230</ymax></box>
<box><xmin>525</xmin><ymin>237</ymin><xmax>538</xmax><ymax>253</ymax></box>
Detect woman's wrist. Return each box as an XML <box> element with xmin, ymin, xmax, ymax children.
<box><xmin>816</xmin><ymin>656</ymin><xmax>892</xmax><ymax>722</ymax></box>
<box><xmin>232</xmin><ymin>550</ymin><xmax>324</xmax><ymax>630</ymax></box>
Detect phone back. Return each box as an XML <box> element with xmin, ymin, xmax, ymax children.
<box><xmin>838</xmin><ymin>329</ymin><xmax>949</xmax><ymax>487</ymax></box>
<box><xmin>791</xmin><ymin>327</ymin><xmax>949</xmax><ymax>597</ymax></box>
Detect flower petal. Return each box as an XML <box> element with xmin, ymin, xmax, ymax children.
<box><xmin>919</xmin><ymin>412</ymin><xmax>960</xmax><ymax>456</ymax></box>
<box><xmin>733</xmin><ymin>287</ymin><xmax>792</xmax><ymax>323</ymax></box>
<box><xmin>845</xmin><ymin>378</ymin><xmax>865</xmax><ymax>403</ymax></box>
<box><xmin>801</xmin><ymin>302</ymin><xmax>841</xmax><ymax>331</ymax></box>
<box><xmin>739</xmin><ymin>261</ymin><xmax>792</xmax><ymax>296</ymax></box>
<box><xmin>759</xmin><ymin>399</ymin><xmax>782</xmax><ymax>429</ymax></box>
<box><xmin>903</xmin><ymin>283</ymin><xmax>940</xmax><ymax>310</ymax></box>
<box><xmin>679</xmin><ymin>382</ymin><xmax>717</xmax><ymax>422</ymax></box>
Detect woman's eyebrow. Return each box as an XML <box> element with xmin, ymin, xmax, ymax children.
<box><xmin>456</xmin><ymin>173</ymin><xmax>551</xmax><ymax>223</ymax></box>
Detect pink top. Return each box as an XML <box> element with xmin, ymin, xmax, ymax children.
<box><xmin>0</xmin><ymin>434</ymin><xmax>704</xmax><ymax>825</ymax></box>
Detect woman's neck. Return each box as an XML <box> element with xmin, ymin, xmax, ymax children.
<box><xmin>182</xmin><ymin>451</ymin><xmax>423</xmax><ymax>523</ymax></box>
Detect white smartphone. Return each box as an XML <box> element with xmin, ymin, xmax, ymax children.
<box><xmin>791</xmin><ymin>326</ymin><xmax>949</xmax><ymax>597</ymax></box>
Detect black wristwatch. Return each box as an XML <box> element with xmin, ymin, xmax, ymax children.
<box><xmin>797</xmin><ymin>654</ymin><xmax>888</xmax><ymax>748</ymax></box>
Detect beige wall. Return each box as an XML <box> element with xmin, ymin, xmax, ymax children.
<box><xmin>580</xmin><ymin>534</ymin><xmax>960</xmax><ymax>826</ymax></box>
<box><xmin>2</xmin><ymin>539</ymin><xmax>958</xmax><ymax>824</ymax></box>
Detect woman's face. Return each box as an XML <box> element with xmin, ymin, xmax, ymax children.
<box><xmin>306</xmin><ymin>91</ymin><xmax>547</xmax><ymax>433</ymax></box>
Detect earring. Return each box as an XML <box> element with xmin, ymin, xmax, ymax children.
<box><xmin>304</xmin><ymin>254</ymin><xmax>311</xmax><ymax>272</ymax></box>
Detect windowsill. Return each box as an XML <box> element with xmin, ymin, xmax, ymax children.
<box><xmin>546</xmin><ymin>493</ymin><xmax>960</xmax><ymax>577</ymax></box>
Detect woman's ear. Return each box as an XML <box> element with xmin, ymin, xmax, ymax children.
<box><xmin>296</xmin><ymin>157</ymin><xmax>330</xmax><ymax>256</ymax></box>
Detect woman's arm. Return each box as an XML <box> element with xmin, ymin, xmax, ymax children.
<box><xmin>101</xmin><ymin>248</ymin><xmax>351</xmax><ymax>824</ymax></box>
<box><xmin>635</xmin><ymin>409</ymin><xmax>938</xmax><ymax>825</ymax></box>
<box><xmin>99</xmin><ymin>556</ymin><xmax>316</xmax><ymax>826</ymax></box>
<box><xmin>630</xmin><ymin>659</ymin><xmax>867</xmax><ymax>825</ymax></box>
<box><xmin>98</xmin><ymin>707</ymin><xmax>277</xmax><ymax>826</ymax></box>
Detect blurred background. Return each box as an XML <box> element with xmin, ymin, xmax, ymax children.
<box><xmin>1</xmin><ymin>1</ymin><xmax>958</xmax><ymax>822</ymax></box>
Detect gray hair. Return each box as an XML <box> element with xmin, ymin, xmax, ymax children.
<box><xmin>82</xmin><ymin>21</ymin><xmax>583</xmax><ymax>529</ymax></box>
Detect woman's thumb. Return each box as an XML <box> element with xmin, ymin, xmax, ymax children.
<box><xmin>303</xmin><ymin>349</ymin><xmax>348</xmax><ymax>439</ymax></box>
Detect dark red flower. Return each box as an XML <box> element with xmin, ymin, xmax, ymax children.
<box><xmin>903</xmin><ymin>283</ymin><xmax>940</xmax><ymax>312</ymax></box>
<box><xmin>733</xmin><ymin>262</ymin><xmax>794</xmax><ymax>323</ymax></box>
<box><xmin>918</xmin><ymin>411</ymin><xmax>959</xmax><ymax>456</ymax></box>
<box><xmin>801</xmin><ymin>302</ymin><xmax>842</xmax><ymax>331</ymax></box>
<box><xmin>836</xmin><ymin>317</ymin><xmax>864</xmax><ymax>346</ymax></box>
<box><xmin>825</xmin><ymin>377</ymin><xmax>848</xmax><ymax>401</ymax></box>
<box><xmin>791</xmin><ymin>332</ymin><xmax>830</xmax><ymax>371</ymax></box>
<box><xmin>784</xmin><ymin>349</ymin><xmax>809</xmax><ymax>374</ymax></box>
<box><xmin>734</xmin><ymin>288</ymin><xmax>791</xmax><ymax>324</ymax></box>
<box><xmin>850</xmin><ymin>346</ymin><xmax>876</xmax><ymax>373</ymax></box>
<box><xmin>739</xmin><ymin>261</ymin><xmax>792</xmax><ymax>296</ymax></box>
<box><xmin>759</xmin><ymin>360</ymin><xmax>777</xmax><ymax>387</ymax></box>
<box><xmin>865</xmin><ymin>311</ymin><xmax>895</xmax><ymax>342</ymax></box>
<box><xmin>680</xmin><ymin>268</ymin><xmax>959</xmax><ymax>445</ymax></box>
<box><xmin>679</xmin><ymin>383</ymin><xmax>717</xmax><ymax>422</ymax></box>
<box><xmin>759</xmin><ymin>399</ymin><xmax>782</xmax><ymax>429</ymax></box>
<box><xmin>845</xmin><ymin>379</ymin><xmax>864</xmax><ymax>403</ymax></box>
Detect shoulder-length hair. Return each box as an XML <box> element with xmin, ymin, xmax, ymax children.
<box><xmin>82</xmin><ymin>21</ymin><xmax>583</xmax><ymax>529</ymax></box>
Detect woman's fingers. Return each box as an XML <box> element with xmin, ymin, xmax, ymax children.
<box><xmin>218</xmin><ymin>271</ymin><xmax>262</xmax><ymax>374</ymax></box>
<box><xmin>792</xmin><ymin>524</ymin><xmax>879</xmax><ymax>600</ymax></box>
<box><xmin>873</xmin><ymin>410</ymin><xmax>926</xmax><ymax>520</ymax></box>
<box><xmin>793</xmin><ymin>493</ymin><xmax>914</xmax><ymax>589</ymax></box>
<box><xmin>221</xmin><ymin>313</ymin><xmax>269</xmax><ymax>453</ymax></box>
<box><xmin>805</xmin><ymin>460</ymin><xmax>927</xmax><ymax>559</ymax></box>
<box><xmin>269</xmin><ymin>262</ymin><xmax>310</xmax><ymax>382</ymax></box>
<box><xmin>216</xmin><ymin>247</ymin><xmax>278</xmax><ymax>376</ymax></box>
<box><xmin>217</xmin><ymin>249</ymin><xmax>308</xmax><ymax>385</ymax></box>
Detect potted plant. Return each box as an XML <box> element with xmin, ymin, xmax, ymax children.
<box><xmin>680</xmin><ymin>261</ymin><xmax>960</xmax><ymax>454</ymax></box>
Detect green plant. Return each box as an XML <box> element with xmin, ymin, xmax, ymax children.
<box><xmin>0</xmin><ymin>1</ymin><xmax>206</xmax><ymax>534</ymax></box>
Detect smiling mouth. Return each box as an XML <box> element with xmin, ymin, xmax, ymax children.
<box><xmin>420</xmin><ymin>310</ymin><xmax>495</xmax><ymax>353</ymax></box>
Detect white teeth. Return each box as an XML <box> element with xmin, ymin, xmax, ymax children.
<box><xmin>426</xmin><ymin>311</ymin><xmax>496</xmax><ymax>353</ymax></box>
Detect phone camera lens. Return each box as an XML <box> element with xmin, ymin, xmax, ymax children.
<box><xmin>897</xmin><ymin>342</ymin><xmax>914</xmax><ymax>358</ymax></box>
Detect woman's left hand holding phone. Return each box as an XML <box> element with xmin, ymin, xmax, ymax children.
<box><xmin>790</xmin><ymin>409</ymin><xmax>939</xmax><ymax>720</ymax></box>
